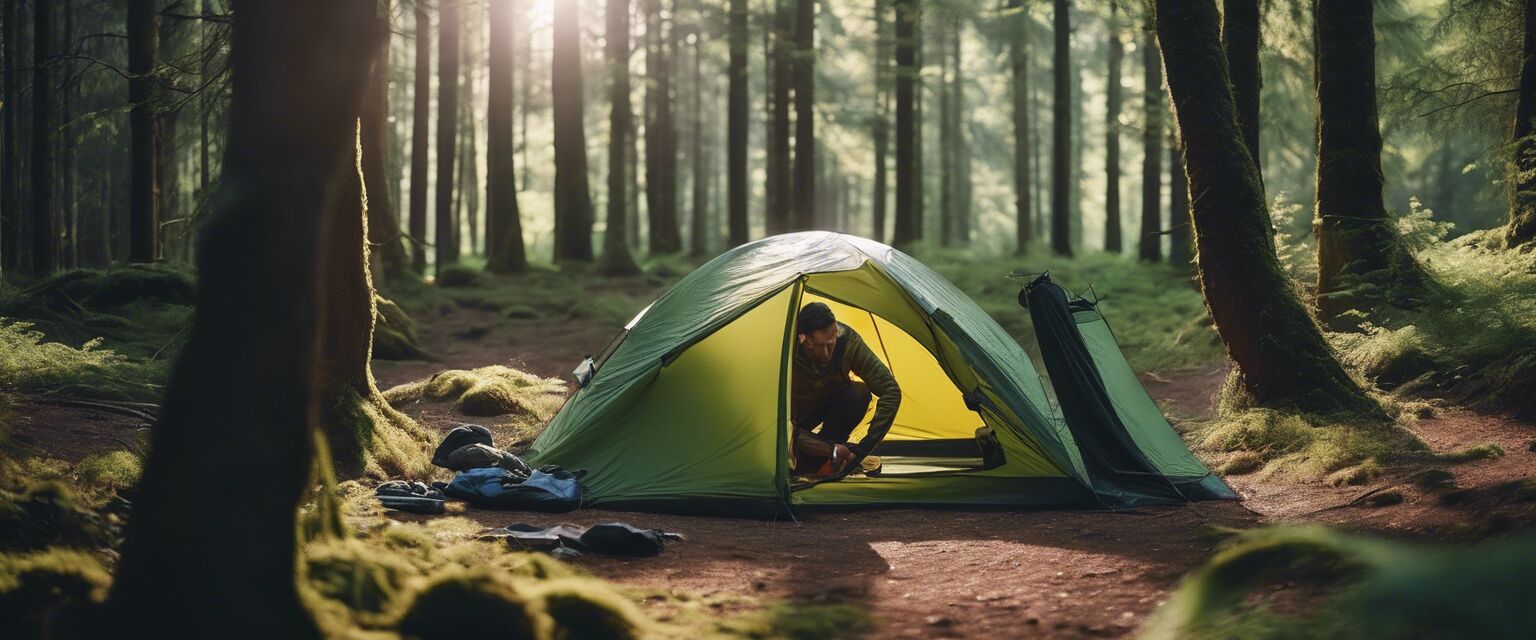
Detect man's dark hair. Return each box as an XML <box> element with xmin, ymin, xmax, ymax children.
<box><xmin>796</xmin><ymin>302</ymin><xmax>836</xmax><ymax>336</ymax></box>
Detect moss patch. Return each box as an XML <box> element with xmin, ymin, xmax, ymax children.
<box><xmin>323</xmin><ymin>385</ymin><xmax>434</xmax><ymax>480</ymax></box>
<box><xmin>0</xmin><ymin>549</ymin><xmax>111</xmax><ymax>636</ymax></box>
<box><xmin>73</xmin><ymin>450</ymin><xmax>142</xmax><ymax>493</ymax></box>
<box><xmin>395</xmin><ymin>568</ymin><xmax>550</xmax><ymax>640</ymax></box>
<box><xmin>373</xmin><ymin>296</ymin><xmax>431</xmax><ymax>361</ymax></box>
<box><xmin>530</xmin><ymin>577</ymin><xmax>648</xmax><ymax>640</ymax></box>
<box><xmin>0</xmin><ymin>483</ymin><xmax>113</xmax><ymax>552</ymax></box>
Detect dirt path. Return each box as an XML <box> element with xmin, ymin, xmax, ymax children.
<box><xmin>368</xmin><ymin>304</ymin><xmax>1536</xmax><ymax>638</ymax></box>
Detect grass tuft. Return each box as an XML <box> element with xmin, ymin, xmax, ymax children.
<box><xmin>73</xmin><ymin>450</ymin><xmax>142</xmax><ymax>493</ymax></box>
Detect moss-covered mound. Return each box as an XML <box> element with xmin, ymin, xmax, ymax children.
<box><xmin>0</xmin><ymin>266</ymin><xmax>195</xmax><ymax>361</ymax></box>
<box><xmin>395</xmin><ymin>568</ymin><xmax>549</xmax><ymax>640</ymax></box>
<box><xmin>530</xmin><ymin>578</ymin><xmax>647</xmax><ymax>640</ymax></box>
<box><xmin>0</xmin><ymin>549</ymin><xmax>111</xmax><ymax>637</ymax></box>
<box><xmin>373</xmin><ymin>296</ymin><xmax>431</xmax><ymax>361</ymax></box>
<box><xmin>383</xmin><ymin>365</ymin><xmax>566</xmax><ymax>419</ymax></box>
<box><xmin>0</xmin><ymin>483</ymin><xmax>114</xmax><ymax>552</ymax></box>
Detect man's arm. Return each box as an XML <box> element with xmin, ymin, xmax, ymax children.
<box><xmin>845</xmin><ymin>332</ymin><xmax>900</xmax><ymax>458</ymax></box>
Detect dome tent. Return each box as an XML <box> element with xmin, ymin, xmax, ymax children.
<box><xmin>526</xmin><ymin>232</ymin><xmax>1234</xmax><ymax>515</ymax></box>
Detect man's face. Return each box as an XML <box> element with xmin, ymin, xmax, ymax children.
<box><xmin>800</xmin><ymin>325</ymin><xmax>838</xmax><ymax>364</ymax></box>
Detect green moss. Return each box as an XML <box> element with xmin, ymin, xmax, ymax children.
<box><xmin>383</xmin><ymin>365</ymin><xmax>565</xmax><ymax>421</ymax></box>
<box><xmin>323</xmin><ymin>385</ymin><xmax>434</xmax><ymax>480</ymax></box>
<box><xmin>395</xmin><ymin>568</ymin><xmax>551</xmax><ymax>640</ymax></box>
<box><xmin>530</xmin><ymin>578</ymin><xmax>647</xmax><ymax>640</ymax></box>
<box><xmin>0</xmin><ymin>549</ymin><xmax>111</xmax><ymax>636</ymax></box>
<box><xmin>495</xmin><ymin>552</ymin><xmax>581</xmax><ymax>580</ymax></box>
<box><xmin>304</xmin><ymin>538</ymin><xmax>419</xmax><ymax>615</ymax></box>
<box><xmin>434</xmin><ymin>265</ymin><xmax>484</xmax><ymax>288</ymax></box>
<box><xmin>373</xmin><ymin>296</ymin><xmax>431</xmax><ymax>361</ymax></box>
<box><xmin>0</xmin><ymin>483</ymin><xmax>113</xmax><ymax>552</ymax></box>
<box><xmin>0</xmin><ymin>319</ymin><xmax>163</xmax><ymax>402</ymax></box>
<box><xmin>1218</xmin><ymin>451</ymin><xmax>1263</xmax><ymax>475</ymax></box>
<box><xmin>1197</xmin><ymin>409</ymin><xmax>1427</xmax><ymax>481</ymax></box>
<box><xmin>719</xmin><ymin>601</ymin><xmax>874</xmax><ymax>640</ymax></box>
<box><xmin>73</xmin><ymin>450</ymin><xmax>142</xmax><ymax>493</ymax></box>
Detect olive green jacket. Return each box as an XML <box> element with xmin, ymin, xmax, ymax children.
<box><xmin>790</xmin><ymin>323</ymin><xmax>902</xmax><ymax>457</ymax></box>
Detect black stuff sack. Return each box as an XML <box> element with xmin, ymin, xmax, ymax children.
<box><xmin>432</xmin><ymin>424</ymin><xmax>495</xmax><ymax>470</ymax></box>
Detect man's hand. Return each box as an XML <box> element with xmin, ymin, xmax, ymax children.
<box><xmin>831</xmin><ymin>444</ymin><xmax>855</xmax><ymax>474</ymax></box>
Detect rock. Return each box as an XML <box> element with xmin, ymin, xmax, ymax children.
<box><xmin>925</xmin><ymin>616</ymin><xmax>953</xmax><ymax>627</ymax></box>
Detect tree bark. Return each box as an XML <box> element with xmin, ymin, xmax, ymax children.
<box><xmin>435</xmin><ymin>0</ymin><xmax>461</xmax><ymax>271</ymax></box>
<box><xmin>364</xmin><ymin>15</ymin><xmax>410</xmax><ymax>284</ymax></box>
<box><xmin>1</xmin><ymin>0</ymin><xmax>17</xmax><ymax>272</ymax></box>
<box><xmin>727</xmin><ymin>0</ymin><xmax>749</xmax><ymax>247</ymax></box>
<box><xmin>644</xmin><ymin>0</ymin><xmax>681</xmax><ymax>253</ymax></box>
<box><xmin>1168</xmin><ymin>130</ymin><xmax>1194</xmax><ymax>269</ymax></box>
<box><xmin>1104</xmin><ymin>3</ymin><xmax>1123</xmax><ymax>254</ymax></box>
<box><xmin>552</xmin><ymin>0</ymin><xmax>596</xmax><ymax>261</ymax></box>
<box><xmin>1506</xmin><ymin>0</ymin><xmax>1536</xmax><ymax>246</ymax></box>
<box><xmin>108</xmin><ymin>1</ymin><xmax>383</xmax><ymax>635</ymax></box>
<box><xmin>599</xmin><ymin>0</ymin><xmax>640</xmax><ymax>275</ymax></box>
<box><xmin>690</xmin><ymin>29</ymin><xmax>708</xmax><ymax>255</ymax></box>
<box><xmin>1155</xmin><ymin>0</ymin><xmax>1378</xmax><ymax>415</ymax></box>
<box><xmin>790</xmin><ymin>0</ymin><xmax>816</xmax><ymax>230</ymax></box>
<box><xmin>28</xmin><ymin>0</ymin><xmax>54</xmax><ymax>274</ymax></box>
<box><xmin>487</xmin><ymin>0</ymin><xmax>527</xmax><ymax>272</ymax></box>
<box><xmin>458</xmin><ymin>33</ymin><xmax>479</xmax><ymax>258</ymax></box>
<box><xmin>128</xmin><ymin>0</ymin><xmax>159</xmax><ymax>266</ymax></box>
<box><xmin>1011</xmin><ymin>0</ymin><xmax>1032</xmax><ymax>253</ymax></box>
<box><xmin>1139</xmin><ymin>25</ymin><xmax>1162</xmax><ymax>263</ymax></box>
<box><xmin>1050</xmin><ymin>0</ymin><xmax>1071</xmax><ymax>256</ymax></box>
<box><xmin>892</xmin><ymin>0</ymin><xmax>918</xmax><ymax>247</ymax></box>
<box><xmin>1313</xmin><ymin>0</ymin><xmax>1425</xmax><ymax>323</ymax></box>
<box><xmin>409</xmin><ymin>3</ymin><xmax>431</xmax><ymax>274</ymax></box>
<box><xmin>939</xmin><ymin>18</ymin><xmax>953</xmax><ymax>246</ymax></box>
<box><xmin>766</xmin><ymin>0</ymin><xmax>792</xmax><ymax>235</ymax></box>
<box><xmin>1222</xmin><ymin>0</ymin><xmax>1262</xmax><ymax>173</ymax></box>
<box><xmin>60</xmin><ymin>0</ymin><xmax>76</xmax><ymax>268</ymax></box>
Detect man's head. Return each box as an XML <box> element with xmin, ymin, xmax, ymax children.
<box><xmin>796</xmin><ymin>302</ymin><xmax>838</xmax><ymax>364</ymax></box>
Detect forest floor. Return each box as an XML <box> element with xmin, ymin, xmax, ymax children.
<box><xmin>6</xmin><ymin>273</ymin><xmax>1534</xmax><ymax>639</ymax></box>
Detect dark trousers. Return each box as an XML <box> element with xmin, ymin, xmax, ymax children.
<box><xmin>794</xmin><ymin>382</ymin><xmax>871</xmax><ymax>472</ymax></box>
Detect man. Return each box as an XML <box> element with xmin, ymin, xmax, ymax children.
<box><xmin>791</xmin><ymin>302</ymin><xmax>901</xmax><ymax>476</ymax></box>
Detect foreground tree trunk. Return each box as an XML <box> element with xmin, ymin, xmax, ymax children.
<box><xmin>409</xmin><ymin>3</ymin><xmax>431</xmax><ymax>274</ymax></box>
<box><xmin>1050</xmin><ymin>0</ymin><xmax>1071</xmax><ymax>256</ymax></box>
<box><xmin>766</xmin><ymin>0</ymin><xmax>792</xmax><ymax>235</ymax></box>
<box><xmin>487</xmin><ymin>0</ymin><xmax>527</xmax><ymax>272</ymax></box>
<box><xmin>1313</xmin><ymin>0</ymin><xmax>1426</xmax><ymax>323</ymax></box>
<box><xmin>599</xmin><ymin>0</ymin><xmax>640</xmax><ymax>274</ymax></box>
<box><xmin>108</xmin><ymin>0</ymin><xmax>382</xmax><ymax>634</ymax></box>
<box><xmin>1506</xmin><ymin>0</ymin><xmax>1536</xmax><ymax>247</ymax></box>
<box><xmin>553</xmin><ymin>0</ymin><xmax>595</xmax><ymax>261</ymax></box>
<box><xmin>1223</xmin><ymin>0</ymin><xmax>1262</xmax><ymax>174</ymax></box>
<box><xmin>1155</xmin><ymin>0</ymin><xmax>1378</xmax><ymax>415</ymax></box>
<box><xmin>1104</xmin><ymin>4</ymin><xmax>1123</xmax><ymax>254</ymax></box>
<box><xmin>1011</xmin><ymin>0</ymin><xmax>1032</xmax><ymax>253</ymax></box>
<box><xmin>435</xmin><ymin>0</ymin><xmax>461</xmax><ymax>271</ymax></box>
<box><xmin>727</xmin><ymin>0</ymin><xmax>749</xmax><ymax>246</ymax></box>
<box><xmin>1140</xmin><ymin>26</ymin><xmax>1163</xmax><ymax>263</ymax></box>
<box><xmin>891</xmin><ymin>0</ymin><xmax>918</xmax><ymax>247</ymax></box>
<box><xmin>790</xmin><ymin>0</ymin><xmax>816</xmax><ymax>230</ymax></box>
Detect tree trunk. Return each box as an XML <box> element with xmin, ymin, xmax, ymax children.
<box><xmin>1</xmin><ymin>0</ymin><xmax>17</xmax><ymax>273</ymax></box>
<box><xmin>488</xmin><ymin>0</ymin><xmax>527</xmax><ymax>272</ymax></box>
<box><xmin>690</xmin><ymin>30</ymin><xmax>708</xmax><ymax>256</ymax></box>
<box><xmin>409</xmin><ymin>3</ymin><xmax>431</xmax><ymax>274</ymax></box>
<box><xmin>727</xmin><ymin>0</ymin><xmax>749</xmax><ymax>247</ymax></box>
<box><xmin>435</xmin><ymin>0</ymin><xmax>460</xmax><ymax>272</ymax></box>
<box><xmin>364</xmin><ymin>18</ymin><xmax>410</xmax><ymax>284</ymax></box>
<box><xmin>1139</xmin><ymin>26</ymin><xmax>1162</xmax><ymax>262</ymax></box>
<box><xmin>599</xmin><ymin>0</ymin><xmax>640</xmax><ymax>275</ymax></box>
<box><xmin>128</xmin><ymin>0</ymin><xmax>159</xmax><ymax>266</ymax></box>
<box><xmin>1506</xmin><ymin>0</ymin><xmax>1536</xmax><ymax>246</ymax></box>
<box><xmin>1104</xmin><ymin>4</ymin><xmax>1123</xmax><ymax>254</ymax></box>
<box><xmin>1155</xmin><ymin>0</ymin><xmax>1378</xmax><ymax>415</ymax></box>
<box><xmin>108</xmin><ymin>1</ymin><xmax>383</xmax><ymax>635</ymax></box>
<box><xmin>1313</xmin><ymin>0</ymin><xmax>1425</xmax><ymax>323</ymax></box>
<box><xmin>1011</xmin><ymin>0</ymin><xmax>1031</xmax><ymax>253</ymax></box>
<box><xmin>870</xmin><ymin>0</ymin><xmax>890</xmax><ymax>243</ymax></box>
<box><xmin>766</xmin><ymin>0</ymin><xmax>792</xmax><ymax>235</ymax></box>
<box><xmin>1168</xmin><ymin>130</ymin><xmax>1193</xmax><ymax>269</ymax></box>
<box><xmin>60</xmin><ymin>0</ymin><xmax>76</xmax><ymax>268</ymax></box>
<box><xmin>1050</xmin><ymin>0</ymin><xmax>1071</xmax><ymax>256</ymax></box>
<box><xmin>644</xmin><ymin>0</ymin><xmax>681</xmax><ymax>253</ymax></box>
<box><xmin>939</xmin><ymin>18</ymin><xmax>953</xmax><ymax>246</ymax></box>
<box><xmin>458</xmin><ymin>32</ymin><xmax>479</xmax><ymax>258</ymax></box>
<box><xmin>891</xmin><ymin>0</ymin><xmax>918</xmax><ymax>247</ymax></box>
<box><xmin>1222</xmin><ymin>0</ymin><xmax>1262</xmax><ymax>173</ymax></box>
<box><xmin>790</xmin><ymin>0</ymin><xmax>816</xmax><ymax>230</ymax></box>
<box><xmin>552</xmin><ymin>0</ymin><xmax>596</xmax><ymax>261</ymax></box>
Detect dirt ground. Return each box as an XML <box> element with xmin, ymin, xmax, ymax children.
<box><xmin>13</xmin><ymin>302</ymin><xmax>1535</xmax><ymax>639</ymax></box>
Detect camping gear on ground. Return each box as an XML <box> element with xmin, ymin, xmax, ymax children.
<box><xmin>443</xmin><ymin>466</ymin><xmax>585</xmax><ymax>512</ymax></box>
<box><xmin>432</xmin><ymin>424</ymin><xmax>494</xmax><ymax>469</ymax></box>
<box><xmin>445</xmin><ymin>443</ymin><xmax>533</xmax><ymax>476</ymax></box>
<box><xmin>480</xmin><ymin>522</ymin><xmax>683</xmax><ymax>557</ymax></box>
<box><xmin>376</xmin><ymin>480</ymin><xmax>447</xmax><ymax>515</ymax></box>
<box><xmin>524</xmin><ymin>232</ymin><xmax>1235</xmax><ymax>515</ymax></box>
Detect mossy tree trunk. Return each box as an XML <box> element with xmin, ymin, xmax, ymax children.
<box><xmin>1155</xmin><ymin>0</ymin><xmax>1379</xmax><ymax>415</ymax></box>
<box><xmin>1507</xmin><ymin>0</ymin><xmax>1536</xmax><ymax>247</ymax></box>
<box><xmin>1168</xmin><ymin>131</ymin><xmax>1194</xmax><ymax>270</ymax></box>
<box><xmin>1050</xmin><ymin>0</ymin><xmax>1072</xmax><ymax>256</ymax></box>
<box><xmin>1313</xmin><ymin>0</ymin><xmax>1427</xmax><ymax>324</ymax></box>
<box><xmin>1222</xmin><ymin>0</ymin><xmax>1261</xmax><ymax>174</ymax></box>
<box><xmin>1139</xmin><ymin>25</ymin><xmax>1162</xmax><ymax>263</ymax></box>
<box><xmin>552</xmin><ymin>0</ymin><xmax>596</xmax><ymax>262</ymax></box>
<box><xmin>1105</xmin><ymin>4</ymin><xmax>1123</xmax><ymax>254</ymax></box>
<box><xmin>108</xmin><ymin>1</ymin><xmax>383</xmax><ymax>635</ymax></box>
<box><xmin>599</xmin><ymin>0</ymin><xmax>641</xmax><ymax>275</ymax></box>
<box><xmin>487</xmin><ymin>0</ymin><xmax>528</xmax><ymax>273</ymax></box>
